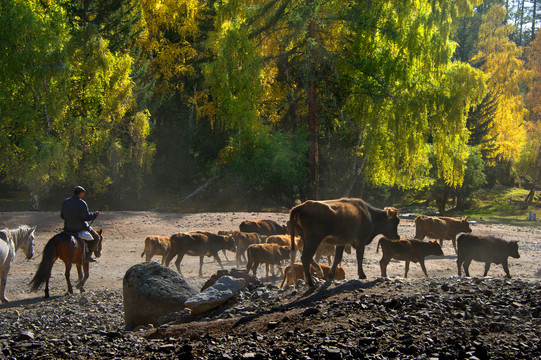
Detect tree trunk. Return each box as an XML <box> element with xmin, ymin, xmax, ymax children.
<box><xmin>533</xmin><ymin>0</ymin><xmax>537</xmax><ymax>42</ymax></box>
<box><xmin>525</xmin><ymin>145</ymin><xmax>541</xmax><ymax>203</ymax></box>
<box><xmin>519</xmin><ymin>0</ymin><xmax>525</xmax><ymax>45</ymax></box>
<box><xmin>307</xmin><ymin>19</ymin><xmax>319</xmax><ymax>200</ymax></box>
<box><xmin>436</xmin><ymin>187</ymin><xmax>449</xmax><ymax>215</ymax></box>
<box><xmin>342</xmin><ymin>134</ymin><xmax>365</xmax><ymax>197</ymax></box>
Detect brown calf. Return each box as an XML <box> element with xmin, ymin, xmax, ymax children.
<box><xmin>280</xmin><ymin>263</ymin><xmax>346</xmax><ymax>288</ymax></box>
<box><xmin>239</xmin><ymin>219</ymin><xmax>288</xmax><ymax>236</ymax></box>
<box><xmin>377</xmin><ymin>237</ymin><xmax>443</xmax><ymax>278</ymax></box>
<box><xmin>457</xmin><ymin>234</ymin><xmax>520</xmax><ymax>278</ymax></box>
<box><xmin>246</xmin><ymin>243</ymin><xmax>290</xmax><ymax>279</ymax></box>
<box><xmin>140</xmin><ymin>235</ymin><xmax>172</xmax><ymax>265</ymax></box>
<box><xmin>414</xmin><ymin>215</ymin><xmax>472</xmax><ymax>254</ymax></box>
<box><xmin>165</xmin><ymin>232</ymin><xmax>236</xmax><ymax>276</ymax></box>
<box><xmin>289</xmin><ymin>198</ymin><xmax>400</xmax><ymax>287</ymax></box>
<box><xmin>220</xmin><ymin>230</ymin><xmax>264</xmax><ymax>268</ymax></box>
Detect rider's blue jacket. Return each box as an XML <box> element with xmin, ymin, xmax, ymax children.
<box><xmin>60</xmin><ymin>196</ymin><xmax>98</xmax><ymax>233</ymax></box>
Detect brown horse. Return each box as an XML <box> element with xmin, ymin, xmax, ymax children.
<box><xmin>30</xmin><ymin>230</ymin><xmax>103</xmax><ymax>298</ymax></box>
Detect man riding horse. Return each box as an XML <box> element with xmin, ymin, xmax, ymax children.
<box><xmin>61</xmin><ymin>186</ymin><xmax>100</xmax><ymax>262</ymax></box>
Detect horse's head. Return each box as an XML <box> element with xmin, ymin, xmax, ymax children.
<box><xmin>94</xmin><ymin>229</ymin><xmax>103</xmax><ymax>258</ymax></box>
<box><xmin>21</xmin><ymin>225</ymin><xmax>36</xmax><ymax>260</ymax></box>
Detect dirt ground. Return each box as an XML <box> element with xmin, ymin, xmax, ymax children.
<box><xmin>1</xmin><ymin>210</ymin><xmax>540</xmax><ymax>305</ymax></box>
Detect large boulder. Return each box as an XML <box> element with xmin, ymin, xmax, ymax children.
<box><xmin>123</xmin><ymin>262</ymin><xmax>198</xmax><ymax>328</ymax></box>
<box><xmin>185</xmin><ymin>276</ymin><xmax>246</xmax><ymax>315</ymax></box>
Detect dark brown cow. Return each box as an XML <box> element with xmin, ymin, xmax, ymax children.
<box><xmin>165</xmin><ymin>232</ymin><xmax>236</xmax><ymax>276</ymax></box>
<box><xmin>414</xmin><ymin>215</ymin><xmax>472</xmax><ymax>254</ymax></box>
<box><xmin>457</xmin><ymin>234</ymin><xmax>520</xmax><ymax>278</ymax></box>
<box><xmin>289</xmin><ymin>198</ymin><xmax>400</xmax><ymax>287</ymax></box>
<box><xmin>377</xmin><ymin>237</ymin><xmax>443</xmax><ymax>278</ymax></box>
<box><xmin>140</xmin><ymin>235</ymin><xmax>172</xmax><ymax>265</ymax></box>
<box><xmin>239</xmin><ymin>219</ymin><xmax>287</xmax><ymax>236</ymax></box>
<box><xmin>219</xmin><ymin>230</ymin><xmax>264</xmax><ymax>268</ymax></box>
<box><xmin>246</xmin><ymin>243</ymin><xmax>290</xmax><ymax>279</ymax></box>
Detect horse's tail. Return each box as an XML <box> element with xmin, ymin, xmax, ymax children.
<box><xmin>29</xmin><ymin>236</ymin><xmax>57</xmax><ymax>291</ymax></box>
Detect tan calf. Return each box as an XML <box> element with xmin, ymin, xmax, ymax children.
<box><xmin>140</xmin><ymin>235</ymin><xmax>172</xmax><ymax>265</ymax></box>
<box><xmin>280</xmin><ymin>263</ymin><xmax>346</xmax><ymax>288</ymax></box>
<box><xmin>414</xmin><ymin>215</ymin><xmax>472</xmax><ymax>254</ymax></box>
<box><xmin>246</xmin><ymin>243</ymin><xmax>290</xmax><ymax>279</ymax></box>
<box><xmin>315</xmin><ymin>243</ymin><xmax>352</xmax><ymax>265</ymax></box>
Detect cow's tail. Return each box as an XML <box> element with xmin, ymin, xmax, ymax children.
<box><xmin>289</xmin><ymin>210</ymin><xmax>300</xmax><ymax>263</ymax></box>
<box><xmin>288</xmin><ymin>207</ymin><xmax>301</xmax><ymax>285</ymax></box>
<box><xmin>376</xmin><ymin>237</ymin><xmax>382</xmax><ymax>253</ymax></box>
<box><xmin>141</xmin><ymin>237</ymin><xmax>149</xmax><ymax>258</ymax></box>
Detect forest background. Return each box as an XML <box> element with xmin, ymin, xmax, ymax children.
<box><xmin>1</xmin><ymin>0</ymin><xmax>540</xmax><ymax>218</ymax></box>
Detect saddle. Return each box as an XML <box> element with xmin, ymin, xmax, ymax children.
<box><xmin>61</xmin><ymin>230</ymin><xmax>92</xmax><ymax>241</ymax></box>
<box><xmin>61</xmin><ymin>231</ymin><xmax>91</xmax><ymax>262</ymax></box>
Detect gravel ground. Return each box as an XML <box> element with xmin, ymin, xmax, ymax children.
<box><xmin>0</xmin><ymin>211</ymin><xmax>540</xmax><ymax>359</ymax></box>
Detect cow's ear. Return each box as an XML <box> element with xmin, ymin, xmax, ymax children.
<box><xmin>385</xmin><ymin>207</ymin><xmax>399</xmax><ymax>218</ymax></box>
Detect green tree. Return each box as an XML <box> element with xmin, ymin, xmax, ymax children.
<box><xmin>335</xmin><ymin>1</ymin><xmax>485</xmax><ymax>195</ymax></box>
<box><xmin>0</xmin><ymin>0</ymin><xmax>155</xmax><ymax>205</ymax></box>
<box><xmin>0</xmin><ymin>0</ymin><xmax>71</xmax><ymax>200</ymax></box>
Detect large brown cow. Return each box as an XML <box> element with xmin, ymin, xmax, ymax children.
<box><xmin>140</xmin><ymin>235</ymin><xmax>172</xmax><ymax>265</ymax></box>
<box><xmin>246</xmin><ymin>243</ymin><xmax>290</xmax><ymax>279</ymax></box>
<box><xmin>289</xmin><ymin>198</ymin><xmax>400</xmax><ymax>287</ymax></box>
<box><xmin>457</xmin><ymin>234</ymin><xmax>520</xmax><ymax>278</ymax></box>
<box><xmin>165</xmin><ymin>232</ymin><xmax>236</xmax><ymax>276</ymax></box>
<box><xmin>414</xmin><ymin>215</ymin><xmax>472</xmax><ymax>254</ymax></box>
<box><xmin>377</xmin><ymin>237</ymin><xmax>443</xmax><ymax>278</ymax></box>
<box><xmin>239</xmin><ymin>219</ymin><xmax>287</xmax><ymax>236</ymax></box>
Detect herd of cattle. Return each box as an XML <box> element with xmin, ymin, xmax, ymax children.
<box><xmin>141</xmin><ymin>198</ymin><xmax>521</xmax><ymax>288</ymax></box>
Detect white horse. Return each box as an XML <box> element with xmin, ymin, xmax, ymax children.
<box><xmin>0</xmin><ymin>225</ymin><xmax>36</xmax><ymax>303</ymax></box>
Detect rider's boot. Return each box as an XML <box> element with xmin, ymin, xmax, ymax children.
<box><xmin>84</xmin><ymin>241</ymin><xmax>97</xmax><ymax>263</ymax></box>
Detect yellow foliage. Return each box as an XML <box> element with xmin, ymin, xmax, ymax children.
<box><xmin>140</xmin><ymin>0</ymin><xmax>201</xmax><ymax>94</ymax></box>
<box><xmin>472</xmin><ymin>5</ymin><xmax>529</xmax><ymax>162</ymax></box>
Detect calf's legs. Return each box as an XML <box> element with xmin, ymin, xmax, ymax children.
<box><xmin>483</xmin><ymin>262</ymin><xmax>491</xmax><ymax>277</ymax></box>
<box><xmin>501</xmin><ymin>260</ymin><xmax>512</xmax><ymax>278</ymax></box>
<box><xmin>379</xmin><ymin>254</ymin><xmax>391</xmax><ymax>277</ymax></box>
<box><xmin>419</xmin><ymin>260</ymin><xmax>429</xmax><ymax>277</ymax></box>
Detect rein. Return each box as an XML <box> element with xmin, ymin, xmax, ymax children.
<box><xmin>88</xmin><ymin>204</ymin><xmax>109</xmax><ymax>227</ymax></box>
<box><xmin>89</xmin><ymin>204</ymin><xmax>126</xmax><ymax>240</ymax></box>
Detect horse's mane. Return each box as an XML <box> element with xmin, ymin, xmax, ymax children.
<box><xmin>1</xmin><ymin>225</ymin><xmax>34</xmax><ymax>239</ymax></box>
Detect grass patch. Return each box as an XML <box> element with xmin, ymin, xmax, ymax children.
<box><xmin>464</xmin><ymin>187</ymin><xmax>540</xmax><ymax>228</ymax></box>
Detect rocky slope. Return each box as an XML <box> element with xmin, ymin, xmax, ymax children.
<box><xmin>1</xmin><ymin>276</ymin><xmax>540</xmax><ymax>359</ymax></box>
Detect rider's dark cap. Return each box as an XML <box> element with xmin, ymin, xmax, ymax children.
<box><xmin>74</xmin><ymin>186</ymin><xmax>86</xmax><ymax>194</ymax></box>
